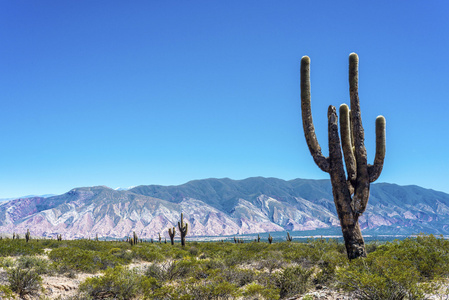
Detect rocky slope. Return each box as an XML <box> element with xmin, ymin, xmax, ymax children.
<box><xmin>0</xmin><ymin>177</ymin><xmax>448</xmax><ymax>239</ymax></box>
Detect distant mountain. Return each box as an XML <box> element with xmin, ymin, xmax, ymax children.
<box><xmin>0</xmin><ymin>194</ymin><xmax>55</xmax><ymax>203</ymax></box>
<box><xmin>0</xmin><ymin>177</ymin><xmax>448</xmax><ymax>239</ymax></box>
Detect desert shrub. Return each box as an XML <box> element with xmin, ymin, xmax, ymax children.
<box><xmin>16</xmin><ymin>255</ymin><xmax>53</xmax><ymax>275</ymax></box>
<box><xmin>7</xmin><ymin>267</ymin><xmax>42</xmax><ymax>298</ymax></box>
<box><xmin>337</xmin><ymin>234</ymin><xmax>449</xmax><ymax>300</ymax></box>
<box><xmin>256</xmin><ymin>256</ymin><xmax>284</xmax><ymax>273</ymax></box>
<box><xmin>276</xmin><ymin>265</ymin><xmax>313</xmax><ymax>299</ymax></box>
<box><xmin>337</xmin><ymin>253</ymin><xmax>429</xmax><ymax>300</ymax></box>
<box><xmin>243</xmin><ymin>282</ymin><xmax>280</xmax><ymax>300</ymax></box>
<box><xmin>108</xmin><ymin>247</ymin><xmax>133</xmax><ymax>261</ymax></box>
<box><xmin>220</xmin><ymin>267</ymin><xmax>257</xmax><ymax>287</ymax></box>
<box><xmin>145</xmin><ymin>258</ymin><xmax>199</xmax><ymax>282</ymax></box>
<box><xmin>186</xmin><ymin>280</ymin><xmax>241</xmax><ymax>300</ymax></box>
<box><xmin>0</xmin><ymin>239</ymin><xmax>44</xmax><ymax>256</ymax></box>
<box><xmin>375</xmin><ymin>234</ymin><xmax>449</xmax><ymax>280</ymax></box>
<box><xmin>131</xmin><ymin>245</ymin><xmax>165</xmax><ymax>262</ymax></box>
<box><xmin>188</xmin><ymin>246</ymin><xmax>199</xmax><ymax>256</ymax></box>
<box><xmin>0</xmin><ymin>257</ymin><xmax>14</xmax><ymax>268</ymax></box>
<box><xmin>79</xmin><ymin>265</ymin><xmax>152</xmax><ymax>300</ymax></box>
<box><xmin>0</xmin><ymin>284</ymin><xmax>15</xmax><ymax>300</ymax></box>
<box><xmin>49</xmin><ymin>246</ymin><xmax>129</xmax><ymax>273</ymax></box>
<box><xmin>365</xmin><ymin>240</ymin><xmax>381</xmax><ymax>253</ymax></box>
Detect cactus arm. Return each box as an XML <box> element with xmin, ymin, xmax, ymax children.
<box><xmin>339</xmin><ymin>104</ymin><xmax>357</xmax><ymax>182</ymax></box>
<box><xmin>348</xmin><ymin>53</ymin><xmax>370</xmax><ymax>215</ymax></box>
<box><xmin>368</xmin><ymin>116</ymin><xmax>386</xmax><ymax>182</ymax></box>
<box><xmin>301</xmin><ymin>56</ymin><xmax>330</xmax><ymax>173</ymax></box>
<box><xmin>327</xmin><ymin>106</ymin><xmax>354</xmax><ymax>216</ymax></box>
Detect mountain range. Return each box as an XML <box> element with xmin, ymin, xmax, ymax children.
<box><xmin>0</xmin><ymin>177</ymin><xmax>448</xmax><ymax>239</ymax></box>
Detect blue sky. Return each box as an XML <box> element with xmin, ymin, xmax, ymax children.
<box><xmin>0</xmin><ymin>1</ymin><xmax>448</xmax><ymax>198</ymax></box>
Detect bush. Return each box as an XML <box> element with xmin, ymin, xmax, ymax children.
<box><xmin>337</xmin><ymin>253</ymin><xmax>427</xmax><ymax>300</ymax></box>
<box><xmin>79</xmin><ymin>265</ymin><xmax>151</xmax><ymax>300</ymax></box>
<box><xmin>49</xmin><ymin>246</ymin><xmax>129</xmax><ymax>273</ymax></box>
<box><xmin>7</xmin><ymin>267</ymin><xmax>42</xmax><ymax>298</ymax></box>
<box><xmin>0</xmin><ymin>284</ymin><xmax>15</xmax><ymax>300</ymax></box>
<box><xmin>145</xmin><ymin>258</ymin><xmax>199</xmax><ymax>282</ymax></box>
<box><xmin>243</xmin><ymin>282</ymin><xmax>280</xmax><ymax>300</ymax></box>
<box><xmin>0</xmin><ymin>239</ymin><xmax>44</xmax><ymax>257</ymax></box>
<box><xmin>16</xmin><ymin>256</ymin><xmax>53</xmax><ymax>275</ymax></box>
<box><xmin>336</xmin><ymin>235</ymin><xmax>449</xmax><ymax>300</ymax></box>
<box><xmin>276</xmin><ymin>265</ymin><xmax>313</xmax><ymax>299</ymax></box>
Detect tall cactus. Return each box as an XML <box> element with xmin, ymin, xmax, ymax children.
<box><xmin>25</xmin><ymin>229</ymin><xmax>31</xmax><ymax>243</ymax></box>
<box><xmin>300</xmin><ymin>53</ymin><xmax>386</xmax><ymax>259</ymax></box>
<box><xmin>178</xmin><ymin>213</ymin><xmax>188</xmax><ymax>247</ymax></box>
<box><xmin>168</xmin><ymin>227</ymin><xmax>176</xmax><ymax>245</ymax></box>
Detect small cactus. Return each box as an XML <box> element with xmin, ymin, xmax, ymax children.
<box><xmin>133</xmin><ymin>231</ymin><xmax>138</xmax><ymax>245</ymax></box>
<box><xmin>286</xmin><ymin>232</ymin><xmax>292</xmax><ymax>242</ymax></box>
<box><xmin>158</xmin><ymin>233</ymin><xmax>162</xmax><ymax>243</ymax></box>
<box><xmin>257</xmin><ymin>234</ymin><xmax>261</xmax><ymax>242</ymax></box>
<box><xmin>25</xmin><ymin>229</ymin><xmax>31</xmax><ymax>243</ymax></box>
<box><xmin>268</xmin><ymin>234</ymin><xmax>273</xmax><ymax>244</ymax></box>
<box><xmin>168</xmin><ymin>227</ymin><xmax>176</xmax><ymax>245</ymax></box>
<box><xmin>178</xmin><ymin>213</ymin><xmax>188</xmax><ymax>247</ymax></box>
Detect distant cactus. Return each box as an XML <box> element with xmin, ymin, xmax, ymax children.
<box><xmin>25</xmin><ymin>229</ymin><xmax>31</xmax><ymax>243</ymax></box>
<box><xmin>133</xmin><ymin>231</ymin><xmax>138</xmax><ymax>245</ymax></box>
<box><xmin>164</xmin><ymin>238</ymin><xmax>167</xmax><ymax>244</ymax></box>
<box><xmin>257</xmin><ymin>234</ymin><xmax>261</xmax><ymax>242</ymax></box>
<box><xmin>178</xmin><ymin>213</ymin><xmax>188</xmax><ymax>247</ymax></box>
<box><xmin>300</xmin><ymin>53</ymin><xmax>386</xmax><ymax>259</ymax></box>
<box><xmin>57</xmin><ymin>234</ymin><xmax>62</xmax><ymax>241</ymax></box>
<box><xmin>234</xmin><ymin>236</ymin><xmax>237</xmax><ymax>244</ymax></box>
<box><xmin>286</xmin><ymin>232</ymin><xmax>292</xmax><ymax>242</ymax></box>
<box><xmin>168</xmin><ymin>227</ymin><xmax>176</xmax><ymax>245</ymax></box>
<box><xmin>95</xmin><ymin>234</ymin><xmax>99</xmax><ymax>241</ymax></box>
<box><xmin>158</xmin><ymin>233</ymin><xmax>162</xmax><ymax>244</ymax></box>
<box><xmin>268</xmin><ymin>234</ymin><xmax>273</xmax><ymax>244</ymax></box>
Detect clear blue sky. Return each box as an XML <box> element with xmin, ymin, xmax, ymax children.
<box><xmin>0</xmin><ymin>1</ymin><xmax>448</xmax><ymax>198</ymax></box>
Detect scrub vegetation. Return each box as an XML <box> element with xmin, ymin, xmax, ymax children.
<box><xmin>0</xmin><ymin>234</ymin><xmax>447</xmax><ymax>299</ymax></box>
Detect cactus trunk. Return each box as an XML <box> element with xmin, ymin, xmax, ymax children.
<box><xmin>178</xmin><ymin>213</ymin><xmax>188</xmax><ymax>247</ymax></box>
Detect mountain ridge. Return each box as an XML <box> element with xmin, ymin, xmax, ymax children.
<box><xmin>1</xmin><ymin>177</ymin><xmax>448</xmax><ymax>239</ymax></box>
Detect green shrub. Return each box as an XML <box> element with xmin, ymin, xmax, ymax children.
<box><xmin>0</xmin><ymin>239</ymin><xmax>44</xmax><ymax>257</ymax></box>
<box><xmin>185</xmin><ymin>280</ymin><xmax>241</xmax><ymax>300</ymax></box>
<box><xmin>49</xmin><ymin>246</ymin><xmax>129</xmax><ymax>273</ymax></box>
<box><xmin>79</xmin><ymin>265</ymin><xmax>151</xmax><ymax>300</ymax></box>
<box><xmin>145</xmin><ymin>258</ymin><xmax>199</xmax><ymax>282</ymax></box>
<box><xmin>16</xmin><ymin>256</ymin><xmax>53</xmax><ymax>275</ymax></box>
<box><xmin>132</xmin><ymin>245</ymin><xmax>165</xmax><ymax>262</ymax></box>
<box><xmin>0</xmin><ymin>257</ymin><xmax>14</xmax><ymax>268</ymax></box>
<box><xmin>243</xmin><ymin>282</ymin><xmax>280</xmax><ymax>300</ymax></box>
<box><xmin>0</xmin><ymin>284</ymin><xmax>15</xmax><ymax>300</ymax></box>
<box><xmin>336</xmin><ymin>235</ymin><xmax>449</xmax><ymax>300</ymax></box>
<box><xmin>7</xmin><ymin>267</ymin><xmax>42</xmax><ymax>298</ymax></box>
<box><xmin>337</xmin><ymin>254</ymin><xmax>427</xmax><ymax>300</ymax></box>
<box><xmin>276</xmin><ymin>265</ymin><xmax>313</xmax><ymax>299</ymax></box>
